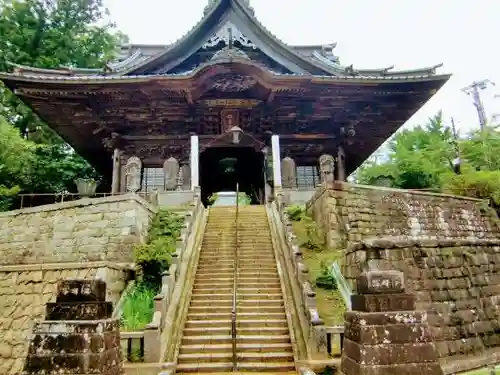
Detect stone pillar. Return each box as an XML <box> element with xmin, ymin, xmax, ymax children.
<box><xmin>341</xmin><ymin>255</ymin><xmax>444</xmax><ymax>375</ymax></box>
<box><xmin>337</xmin><ymin>145</ymin><xmax>346</xmax><ymax>182</ymax></box>
<box><xmin>271</xmin><ymin>135</ymin><xmax>282</xmax><ymax>188</ymax></box>
<box><xmin>319</xmin><ymin>154</ymin><xmax>335</xmax><ymax>186</ymax></box>
<box><xmin>163</xmin><ymin>157</ymin><xmax>179</xmax><ymax>191</ymax></box>
<box><xmin>125</xmin><ymin>156</ymin><xmax>142</xmax><ymax>193</ymax></box>
<box><xmin>281</xmin><ymin>157</ymin><xmax>297</xmax><ymax>189</ymax></box>
<box><xmin>181</xmin><ymin>162</ymin><xmax>191</xmax><ymax>191</ymax></box>
<box><xmin>190</xmin><ymin>135</ymin><xmax>199</xmax><ymax>190</ymax></box>
<box><xmin>111</xmin><ymin>148</ymin><xmax>121</xmax><ymax>194</ymax></box>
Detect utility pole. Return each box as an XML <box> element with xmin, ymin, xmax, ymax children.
<box><xmin>450</xmin><ymin>117</ymin><xmax>461</xmax><ymax>174</ymax></box>
<box><xmin>462</xmin><ymin>79</ymin><xmax>495</xmax><ymax>130</ymax></box>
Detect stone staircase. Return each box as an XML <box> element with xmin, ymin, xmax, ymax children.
<box><xmin>177</xmin><ymin>205</ymin><xmax>296</xmax><ymax>373</ymax></box>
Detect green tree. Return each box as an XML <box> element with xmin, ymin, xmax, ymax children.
<box><xmin>356</xmin><ymin>112</ymin><xmax>456</xmax><ymax>189</ymax></box>
<box><xmin>0</xmin><ymin>115</ymin><xmax>34</xmax><ymax>209</ymax></box>
<box><xmin>0</xmin><ymin>0</ymin><xmax>127</xmax><ymax>140</ymax></box>
<box><xmin>0</xmin><ymin>0</ymin><xmax>128</xmax><ymax>207</ymax></box>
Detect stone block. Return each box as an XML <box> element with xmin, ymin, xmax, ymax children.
<box><xmin>351</xmin><ymin>293</ymin><xmax>416</xmax><ymax>312</ymax></box>
<box><xmin>56</xmin><ymin>279</ymin><xmax>106</xmax><ymax>303</ymax></box>
<box><xmin>45</xmin><ymin>301</ymin><xmax>113</xmax><ymax>320</ymax></box>
<box><xmin>357</xmin><ymin>270</ymin><xmax>405</xmax><ymax>294</ymax></box>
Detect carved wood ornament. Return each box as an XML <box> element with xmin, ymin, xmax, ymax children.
<box><xmin>221</xmin><ymin>109</ymin><xmax>240</xmax><ymax>133</ymax></box>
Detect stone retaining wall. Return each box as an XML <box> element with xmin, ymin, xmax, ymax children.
<box><xmin>307</xmin><ymin>182</ymin><xmax>500</xmax><ymax>249</ymax></box>
<box><xmin>344</xmin><ymin>238</ymin><xmax>500</xmax><ymax>364</ymax></box>
<box><xmin>0</xmin><ymin>194</ymin><xmax>155</xmax><ymax>265</ymax></box>
<box><xmin>307</xmin><ymin>183</ymin><xmax>500</xmax><ymax>370</ymax></box>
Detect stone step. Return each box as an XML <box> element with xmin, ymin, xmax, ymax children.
<box><xmin>239</xmin><ymin>299</ymin><xmax>284</xmax><ymax>306</ymax></box>
<box><xmin>239</xmin><ymin>293</ymin><xmax>283</xmax><ymax>301</ymax></box>
<box><xmin>183</xmin><ymin>326</ymin><xmax>232</xmax><ymax>336</ymax></box>
<box><xmin>238</xmin><ymin>326</ymin><xmax>291</xmax><ymax>335</ymax></box>
<box><xmin>238</xmin><ymin>287</ymin><xmax>282</xmax><ymax>294</ymax></box>
<box><xmin>238</xmin><ymin>335</ymin><xmax>291</xmax><ymax>344</ymax></box>
<box><xmin>185</xmin><ymin>319</ymin><xmax>232</xmax><ymax>328</ymax></box>
<box><xmin>176</xmin><ymin>361</ymin><xmax>233</xmax><ymax>373</ymax></box>
<box><xmin>181</xmin><ymin>335</ymin><xmax>232</xmax><ymax>346</ymax></box>
<box><xmin>237</xmin><ymin>319</ymin><xmax>288</xmax><ymax>328</ymax></box>
<box><xmin>189</xmin><ymin>299</ymin><xmax>232</xmax><ymax>307</ymax></box>
<box><xmin>237</xmin><ymin>305</ymin><xmax>285</xmax><ymax>313</ymax></box>
<box><xmin>177</xmin><ymin>352</ymin><xmax>233</xmax><ymax>364</ymax></box>
<box><xmin>238</xmin><ymin>351</ymin><xmax>294</xmax><ymax>363</ymax></box>
<box><xmin>190</xmin><ymin>293</ymin><xmax>233</xmax><ymax>301</ymax></box>
<box><xmin>189</xmin><ymin>305</ymin><xmax>232</xmax><ymax>313</ymax></box>
<box><xmin>192</xmin><ymin>287</ymin><xmax>233</xmax><ymax>293</ymax></box>
<box><xmin>195</xmin><ymin>272</ymin><xmax>234</xmax><ymax>280</ymax></box>
<box><xmin>237</xmin><ymin>361</ymin><xmax>296</xmax><ymax>372</ymax></box>
<box><xmin>187</xmin><ymin>312</ymin><xmax>232</xmax><ymax>321</ymax></box>
<box><xmin>181</xmin><ymin>335</ymin><xmax>291</xmax><ymax>345</ymax></box>
<box><xmin>238</xmin><ymin>281</ymin><xmax>281</xmax><ymax>288</ymax></box>
<box><xmin>237</xmin><ymin>312</ymin><xmax>287</xmax><ymax>320</ymax></box>
<box><xmin>179</xmin><ymin>342</ymin><xmax>293</xmax><ymax>354</ymax></box>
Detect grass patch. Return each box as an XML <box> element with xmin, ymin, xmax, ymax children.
<box><xmin>121</xmin><ymin>283</ymin><xmax>157</xmax><ymax>331</ymax></box>
<box><xmin>287</xmin><ymin>204</ymin><xmax>346</xmax><ymax>326</ymax></box>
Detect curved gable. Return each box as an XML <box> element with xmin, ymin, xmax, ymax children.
<box><xmin>123</xmin><ymin>0</ymin><xmax>335</xmax><ymax>76</ymax></box>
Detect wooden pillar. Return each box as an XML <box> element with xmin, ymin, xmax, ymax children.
<box><xmin>337</xmin><ymin>145</ymin><xmax>346</xmax><ymax>182</ymax></box>
<box><xmin>111</xmin><ymin>148</ymin><xmax>121</xmax><ymax>194</ymax></box>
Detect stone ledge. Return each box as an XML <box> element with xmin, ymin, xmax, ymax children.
<box><xmin>347</xmin><ymin>236</ymin><xmax>500</xmax><ymax>252</ymax></box>
<box><xmin>0</xmin><ymin>193</ymin><xmax>156</xmax><ymax>218</ymax></box>
<box><xmin>307</xmin><ymin>182</ymin><xmax>485</xmax><ymax>212</ymax></box>
<box><xmin>0</xmin><ymin>261</ymin><xmax>135</xmax><ymax>273</ymax></box>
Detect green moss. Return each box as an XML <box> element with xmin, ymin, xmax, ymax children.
<box><xmin>290</xmin><ymin>210</ymin><xmax>346</xmax><ymax>326</ymax></box>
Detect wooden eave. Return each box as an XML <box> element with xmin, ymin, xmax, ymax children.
<box><xmin>0</xmin><ymin>59</ymin><xmax>451</xmax><ymax>175</ymax></box>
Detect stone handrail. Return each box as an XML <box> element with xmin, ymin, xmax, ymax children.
<box><xmin>330</xmin><ymin>262</ymin><xmax>352</xmax><ymax>310</ymax></box>
<box><xmin>112</xmin><ymin>280</ymin><xmax>136</xmax><ymax>320</ymax></box>
<box><xmin>267</xmin><ymin>200</ymin><xmax>328</xmax><ymax>360</ymax></box>
<box><xmin>142</xmin><ymin>192</ymin><xmax>206</xmax><ymax>362</ymax></box>
<box><xmin>159</xmin><ymin>192</ymin><xmax>208</xmax><ymax>364</ymax></box>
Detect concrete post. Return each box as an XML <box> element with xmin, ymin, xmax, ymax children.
<box><xmin>190</xmin><ymin>135</ymin><xmax>199</xmax><ymax>190</ymax></box>
<box><xmin>271</xmin><ymin>135</ymin><xmax>282</xmax><ymax>188</ymax></box>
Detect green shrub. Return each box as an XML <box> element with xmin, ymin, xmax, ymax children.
<box><xmin>315</xmin><ymin>261</ymin><xmax>337</xmax><ymax>290</ymax></box>
<box><xmin>121</xmin><ymin>283</ymin><xmax>157</xmax><ymax>331</ymax></box>
<box><xmin>286</xmin><ymin>204</ymin><xmax>306</xmax><ymax>221</ymax></box>
<box><xmin>133</xmin><ymin>209</ymin><xmax>184</xmax><ymax>290</ymax></box>
<box><xmin>442</xmin><ymin>170</ymin><xmax>500</xmax><ymax>204</ymax></box>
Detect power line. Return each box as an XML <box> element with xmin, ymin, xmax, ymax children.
<box><xmin>462</xmin><ymin>79</ymin><xmax>495</xmax><ymax>130</ymax></box>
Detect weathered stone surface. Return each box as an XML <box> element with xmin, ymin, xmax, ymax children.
<box><xmin>357</xmin><ymin>270</ymin><xmax>405</xmax><ymax>294</ymax></box>
<box><xmin>351</xmin><ymin>293</ymin><xmax>416</xmax><ymax>312</ymax></box>
<box><xmin>0</xmin><ymin>268</ymin><xmax>97</xmax><ymax>375</ymax></box>
<box><xmin>0</xmin><ymin>194</ymin><xmax>154</xmax><ymax>265</ymax></box>
<box><xmin>56</xmin><ymin>279</ymin><xmax>106</xmax><ymax>302</ymax></box>
<box><xmin>307</xmin><ymin>183</ymin><xmax>500</xmax><ymax>366</ymax></box>
<box><xmin>341</xmin><ymin>266</ymin><xmax>443</xmax><ymax>375</ymax></box>
<box><xmin>23</xmin><ymin>280</ymin><xmax>123</xmax><ymax>375</ymax></box>
<box><xmin>45</xmin><ymin>301</ymin><xmax>113</xmax><ymax>320</ymax></box>
<box><xmin>308</xmin><ymin>183</ymin><xmax>500</xmax><ymax>249</ymax></box>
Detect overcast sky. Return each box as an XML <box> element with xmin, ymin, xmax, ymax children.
<box><xmin>105</xmin><ymin>0</ymin><xmax>500</xmax><ymax>137</ymax></box>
